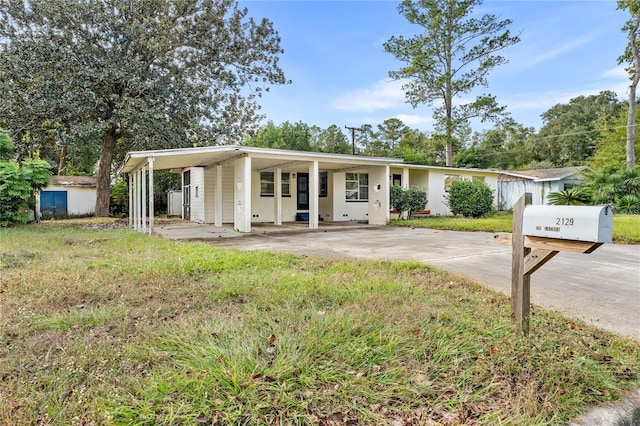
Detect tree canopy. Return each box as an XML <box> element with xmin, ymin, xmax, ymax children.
<box><xmin>0</xmin><ymin>0</ymin><xmax>288</xmax><ymax>215</ymax></box>
<box><xmin>384</xmin><ymin>0</ymin><xmax>520</xmax><ymax>167</ymax></box>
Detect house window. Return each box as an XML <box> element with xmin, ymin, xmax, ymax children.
<box><xmin>260</xmin><ymin>172</ymin><xmax>290</xmax><ymax>196</ymax></box>
<box><xmin>392</xmin><ymin>174</ymin><xmax>402</xmax><ymax>187</ymax></box>
<box><xmin>444</xmin><ymin>174</ymin><xmax>460</xmax><ymax>192</ymax></box>
<box><xmin>345</xmin><ymin>172</ymin><xmax>368</xmax><ymax>201</ymax></box>
<box><xmin>319</xmin><ymin>172</ymin><xmax>328</xmax><ymax>197</ymax></box>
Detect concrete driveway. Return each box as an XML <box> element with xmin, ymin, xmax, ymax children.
<box><xmin>156</xmin><ymin>223</ymin><xmax>640</xmax><ymax>340</ymax></box>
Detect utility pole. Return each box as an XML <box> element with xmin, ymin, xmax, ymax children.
<box><xmin>345</xmin><ymin>126</ymin><xmax>363</xmax><ymax>155</ymax></box>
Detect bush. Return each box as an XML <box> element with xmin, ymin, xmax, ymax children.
<box><xmin>547</xmin><ymin>187</ymin><xmax>591</xmax><ymax>206</ymax></box>
<box><xmin>390</xmin><ymin>185</ymin><xmax>427</xmax><ymax>219</ymax></box>
<box><xmin>0</xmin><ymin>131</ymin><xmax>52</xmax><ymax>226</ymax></box>
<box><xmin>447</xmin><ymin>179</ymin><xmax>494</xmax><ymax>218</ymax></box>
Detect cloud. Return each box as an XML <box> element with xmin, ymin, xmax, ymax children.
<box><xmin>333</xmin><ymin>79</ymin><xmax>407</xmax><ymax>113</ymax></box>
<box><xmin>516</xmin><ymin>32</ymin><xmax>600</xmax><ymax>70</ymax></box>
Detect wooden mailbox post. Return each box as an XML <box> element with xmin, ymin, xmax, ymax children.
<box><xmin>511</xmin><ymin>193</ymin><xmax>613</xmax><ymax>333</ymax></box>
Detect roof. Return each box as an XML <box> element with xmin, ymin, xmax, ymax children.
<box><xmin>120</xmin><ymin>145</ymin><xmax>405</xmax><ymax>175</ymax></box>
<box><xmin>499</xmin><ymin>166</ymin><xmax>589</xmax><ymax>182</ymax></box>
<box><xmin>50</xmin><ymin>175</ymin><xmax>98</xmax><ymax>187</ymax></box>
<box><xmin>118</xmin><ymin>145</ymin><xmax>501</xmax><ymax>176</ymax></box>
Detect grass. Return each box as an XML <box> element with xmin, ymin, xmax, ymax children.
<box><xmin>392</xmin><ymin>213</ymin><xmax>640</xmax><ymax>243</ymax></box>
<box><xmin>1</xmin><ymin>219</ymin><xmax>639</xmax><ymax>425</ymax></box>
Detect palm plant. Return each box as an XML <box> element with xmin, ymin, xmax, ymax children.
<box><xmin>547</xmin><ymin>187</ymin><xmax>591</xmax><ymax>205</ymax></box>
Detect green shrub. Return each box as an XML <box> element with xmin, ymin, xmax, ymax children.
<box><xmin>547</xmin><ymin>187</ymin><xmax>591</xmax><ymax>206</ymax></box>
<box><xmin>389</xmin><ymin>185</ymin><xmax>427</xmax><ymax>219</ymax></box>
<box><xmin>447</xmin><ymin>179</ymin><xmax>494</xmax><ymax>218</ymax></box>
<box><xmin>0</xmin><ymin>131</ymin><xmax>52</xmax><ymax>226</ymax></box>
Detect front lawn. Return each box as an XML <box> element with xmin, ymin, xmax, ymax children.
<box><xmin>1</xmin><ymin>220</ymin><xmax>639</xmax><ymax>425</ymax></box>
<box><xmin>392</xmin><ymin>213</ymin><xmax>640</xmax><ymax>243</ymax></box>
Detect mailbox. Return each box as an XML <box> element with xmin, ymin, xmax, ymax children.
<box><xmin>522</xmin><ymin>205</ymin><xmax>613</xmax><ymax>243</ymax></box>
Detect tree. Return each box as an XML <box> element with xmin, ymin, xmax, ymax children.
<box><xmin>0</xmin><ymin>0</ymin><xmax>288</xmax><ymax>216</ymax></box>
<box><xmin>0</xmin><ymin>130</ymin><xmax>52</xmax><ymax>227</ymax></box>
<box><xmin>384</xmin><ymin>0</ymin><xmax>520</xmax><ymax>167</ymax></box>
<box><xmin>315</xmin><ymin>125</ymin><xmax>351</xmax><ymax>154</ymax></box>
<box><xmin>531</xmin><ymin>91</ymin><xmax>623</xmax><ymax>167</ymax></box>
<box><xmin>618</xmin><ymin>0</ymin><xmax>640</xmax><ymax>170</ymax></box>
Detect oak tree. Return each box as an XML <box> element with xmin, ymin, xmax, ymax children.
<box><xmin>384</xmin><ymin>0</ymin><xmax>519</xmax><ymax>167</ymax></box>
<box><xmin>0</xmin><ymin>0</ymin><xmax>288</xmax><ymax>216</ymax></box>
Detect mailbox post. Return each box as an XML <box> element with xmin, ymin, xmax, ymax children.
<box><xmin>511</xmin><ymin>193</ymin><xmax>613</xmax><ymax>334</ymax></box>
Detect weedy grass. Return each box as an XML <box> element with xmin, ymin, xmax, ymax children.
<box><xmin>392</xmin><ymin>213</ymin><xmax>640</xmax><ymax>243</ymax></box>
<box><xmin>1</xmin><ymin>219</ymin><xmax>639</xmax><ymax>425</ymax></box>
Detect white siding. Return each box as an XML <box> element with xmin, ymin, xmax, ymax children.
<box><xmin>189</xmin><ymin>167</ymin><xmax>205</xmax><ymax>223</ymax></box>
<box><xmin>67</xmin><ymin>187</ymin><xmax>97</xmax><ymax>216</ymax></box>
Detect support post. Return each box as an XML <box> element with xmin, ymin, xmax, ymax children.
<box><xmin>511</xmin><ymin>193</ymin><xmax>532</xmax><ymax>333</ymax></box>
<box><xmin>148</xmin><ymin>157</ymin><xmax>154</xmax><ymax>235</ymax></box>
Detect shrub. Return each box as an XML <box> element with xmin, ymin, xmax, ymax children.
<box><xmin>0</xmin><ymin>131</ymin><xmax>52</xmax><ymax>226</ymax></box>
<box><xmin>447</xmin><ymin>179</ymin><xmax>494</xmax><ymax>218</ymax></box>
<box><xmin>389</xmin><ymin>185</ymin><xmax>427</xmax><ymax>219</ymax></box>
<box><xmin>547</xmin><ymin>187</ymin><xmax>591</xmax><ymax>206</ymax></box>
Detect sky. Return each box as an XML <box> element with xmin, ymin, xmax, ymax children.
<box><xmin>238</xmin><ymin>0</ymin><xmax>631</xmax><ymax>135</ymax></box>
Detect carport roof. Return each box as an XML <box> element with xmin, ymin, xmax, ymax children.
<box><xmin>118</xmin><ymin>145</ymin><xmax>402</xmax><ymax>175</ymax></box>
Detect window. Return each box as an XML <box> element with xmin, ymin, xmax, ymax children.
<box><xmin>444</xmin><ymin>174</ymin><xmax>460</xmax><ymax>192</ymax></box>
<box><xmin>392</xmin><ymin>174</ymin><xmax>402</xmax><ymax>187</ymax></box>
<box><xmin>345</xmin><ymin>172</ymin><xmax>368</xmax><ymax>201</ymax></box>
<box><xmin>319</xmin><ymin>172</ymin><xmax>328</xmax><ymax>197</ymax></box>
<box><xmin>260</xmin><ymin>172</ymin><xmax>290</xmax><ymax>196</ymax></box>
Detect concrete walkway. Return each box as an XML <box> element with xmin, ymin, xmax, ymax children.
<box><xmin>155</xmin><ymin>222</ymin><xmax>640</xmax><ymax>341</ymax></box>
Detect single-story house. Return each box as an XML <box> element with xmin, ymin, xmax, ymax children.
<box><xmin>118</xmin><ymin>145</ymin><xmax>500</xmax><ymax>234</ymax></box>
<box><xmin>498</xmin><ymin>166</ymin><xmax>588</xmax><ymax>210</ymax></box>
<box><xmin>36</xmin><ymin>175</ymin><xmax>98</xmax><ymax>219</ymax></box>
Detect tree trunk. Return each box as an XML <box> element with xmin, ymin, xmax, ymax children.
<box><xmin>57</xmin><ymin>143</ymin><xmax>67</xmax><ymax>175</ymax></box>
<box><xmin>627</xmin><ymin>85</ymin><xmax>637</xmax><ymax>170</ymax></box>
<box><xmin>627</xmin><ymin>22</ymin><xmax>639</xmax><ymax>170</ymax></box>
<box><xmin>95</xmin><ymin>127</ymin><xmax>117</xmax><ymax>217</ymax></box>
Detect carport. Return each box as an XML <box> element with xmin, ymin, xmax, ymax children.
<box><xmin>118</xmin><ymin>145</ymin><xmax>398</xmax><ymax>234</ymax></box>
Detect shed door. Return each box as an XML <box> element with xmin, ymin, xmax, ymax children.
<box><xmin>40</xmin><ymin>191</ymin><xmax>68</xmax><ymax>217</ymax></box>
<box><xmin>183</xmin><ymin>171</ymin><xmax>191</xmax><ymax>220</ymax></box>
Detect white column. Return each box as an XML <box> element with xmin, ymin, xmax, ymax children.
<box><xmin>233</xmin><ymin>156</ymin><xmax>252</xmax><ymax>233</ymax></box>
<box><xmin>274</xmin><ymin>167</ymin><xmax>282</xmax><ymax>225</ymax></box>
<box><xmin>128</xmin><ymin>173</ymin><xmax>133</xmax><ymax>227</ymax></box>
<box><xmin>368</xmin><ymin>165</ymin><xmax>390</xmax><ymax>226</ymax></box>
<box><xmin>402</xmin><ymin>167</ymin><xmax>410</xmax><ymax>189</ymax></box>
<box><xmin>148</xmin><ymin>157</ymin><xmax>154</xmax><ymax>235</ymax></box>
<box><xmin>133</xmin><ymin>169</ymin><xmax>140</xmax><ymax>231</ymax></box>
<box><xmin>141</xmin><ymin>165</ymin><xmax>147</xmax><ymax>233</ymax></box>
<box><xmin>215</xmin><ymin>165</ymin><xmax>223</xmax><ymax>227</ymax></box>
<box><xmin>308</xmin><ymin>161</ymin><xmax>319</xmax><ymax>230</ymax></box>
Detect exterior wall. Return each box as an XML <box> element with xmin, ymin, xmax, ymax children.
<box><xmin>250</xmin><ymin>170</ymin><xmax>299</xmax><ymax>223</ymax></box>
<box><xmin>188</xmin><ymin>167</ymin><xmax>206</xmax><ymax>223</ymax></box>
<box><xmin>332</xmin><ymin>171</ymin><xmax>369</xmax><ymax>221</ymax></box>
<box><xmin>39</xmin><ymin>185</ymin><xmax>97</xmax><ymax>217</ymax></box>
<box><xmin>318</xmin><ymin>171</ymin><xmax>334</xmax><ymax>222</ymax></box>
<box><xmin>367</xmin><ymin>166</ymin><xmax>390</xmax><ymax>225</ymax></box>
<box><xmin>499</xmin><ymin>179</ymin><xmax>575</xmax><ymax>210</ymax></box>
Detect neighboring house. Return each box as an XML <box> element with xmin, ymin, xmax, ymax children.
<box><xmin>498</xmin><ymin>166</ymin><xmax>588</xmax><ymax>210</ymax></box>
<box><xmin>37</xmin><ymin>175</ymin><xmax>98</xmax><ymax>218</ymax></box>
<box><xmin>118</xmin><ymin>145</ymin><xmax>500</xmax><ymax>234</ymax></box>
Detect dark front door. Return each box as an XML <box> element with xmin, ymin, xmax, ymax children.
<box><xmin>40</xmin><ymin>190</ymin><xmax>68</xmax><ymax>217</ymax></box>
<box><xmin>297</xmin><ymin>173</ymin><xmax>309</xmax><ymax>210</ymax></box>
<box><xmin>183</xmin><ymin>171</ymin><xmax>191</xmax><ymax>220</ymax></box>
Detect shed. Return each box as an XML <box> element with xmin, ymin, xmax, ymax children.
<box><xmin>498</xmin><ymin>166</ymin><xmax>588</xmax><ymax>210</ymax></box>
<box><xmin>37</xmin><ymin>176</ymin><xmax>98</xmax><ymax>218</ymax></box>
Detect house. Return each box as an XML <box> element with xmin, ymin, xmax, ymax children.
<box><xmin>37</xmin><ymin>175</ymin><xmax>98</xmax><ymax>219</ymax></box>
<box><xmin>118</xmin><ymin>145</ymin><xmax>500</xmax><ymax>234</ymax></box>
<box><xmin>498</xmin><ymin>166</ymin><xmax>588</xmax><ymax>210</ymax></box>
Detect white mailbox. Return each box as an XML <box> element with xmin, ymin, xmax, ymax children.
<box><xmin>522</xmin><ymin>205</ymin><xmax>613</xmax><ymax>243</ymax></box>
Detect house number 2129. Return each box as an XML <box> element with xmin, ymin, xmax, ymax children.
<box><xmin>556</xmin><ymin>217</ymin><xmax>574</xmax><ymax>226</ymax></box>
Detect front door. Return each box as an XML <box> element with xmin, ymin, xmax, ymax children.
<box><xmin>297</xmin><ymin>173</ymin><xmax>309</xmax><ymax>210</ymax></box>
<box><xmin>183</xmin><ymin>170</ymin><xmax>191</xmax><ymax>220</ymax></box>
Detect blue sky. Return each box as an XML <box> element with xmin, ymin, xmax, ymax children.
<box><xmin>240</xmin><ymin>0</ymin><xmax>630</xmax><ymax>134</ymax></box>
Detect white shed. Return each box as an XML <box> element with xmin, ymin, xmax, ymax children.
<box><xmin>498</xmin><ymin>167</ymin><xmax>588</xmax><ymax>210</ymax></box>
<box><xmin>37</xmin><ymin>176</ymin><xmax>97</xmax><ymax>218</ymax></box>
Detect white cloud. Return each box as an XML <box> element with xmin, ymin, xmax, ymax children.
<box><xmin>516</xmin><ymin>32</ymin><xmax>600</xmax><ymax>70</ymax></box>
<box><xmin>333</xmin><ymin>79</ymin><xmax>407</xmax><ymax>113</ymax></box>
